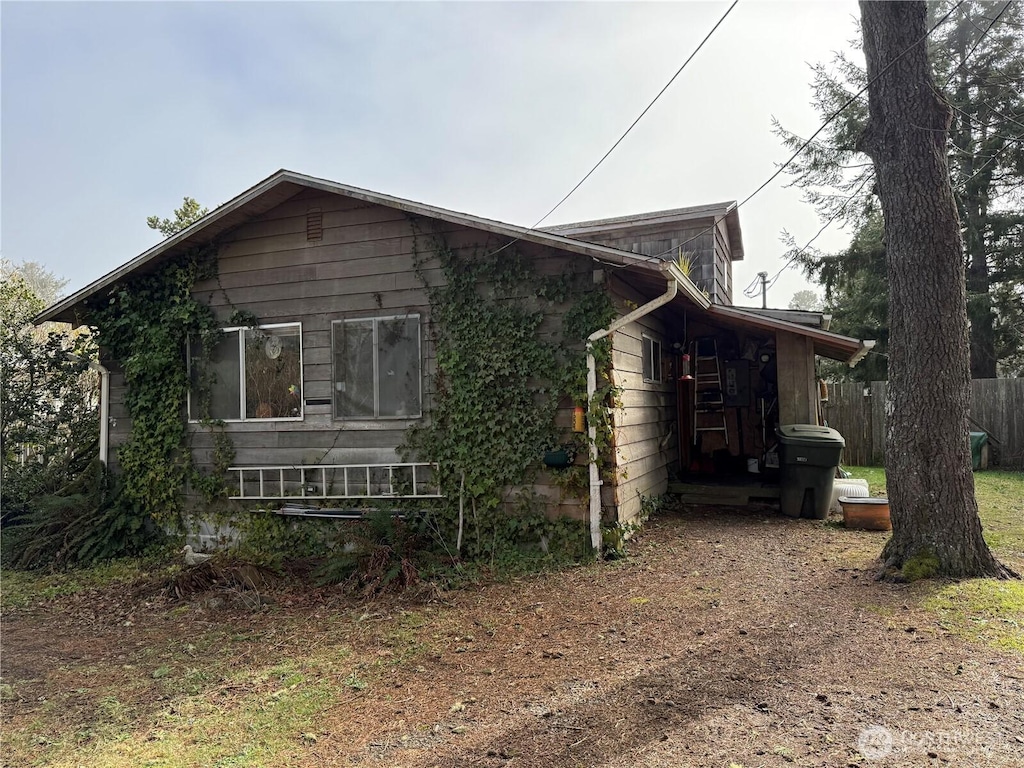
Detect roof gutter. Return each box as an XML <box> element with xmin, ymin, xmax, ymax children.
<box><xmin>585</xmin><ymin>276</ymin><xmax>680</xmax><ymax>553</ymax></box>
<box><xmin>658</xmin><ymin>261</ymin><xmax>712</xmax><ymax>310</ymax></box>
<box><xmin>848</xmin><ymin>339</ymin><xmax>876</xmax><ymax>368</ymax></box>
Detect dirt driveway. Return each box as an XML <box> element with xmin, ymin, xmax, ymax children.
<box><xmin>3</xmin><ymin>505</ymin><xmax>1023</xmax><ymax>767</ymax></box>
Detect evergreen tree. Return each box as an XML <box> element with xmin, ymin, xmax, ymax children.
<box><xmin>858</xmin><ymin>0</ymin><xmax>1010</xmax><ymax>579</ymax></box>
<box><xmin>146</xmin><ymin>196</ymin><xmax>208</xmax><ymax>238</ymax></box>
<box><xmin>775</xmin><ymin>0</ymin><xmax>1024</xmax><ymax>378</ymax></box>
<box><xmin>787</xmin><ymin>289</ymin><xmax>824</xmax><ymax>311</ymax></box>
<box><xmin>818</xmin><ymin>214</ymin><xmax>889</xmax><ymax>382</ymax></box>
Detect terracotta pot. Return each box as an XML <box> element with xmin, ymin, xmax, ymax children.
<box><xmin>840</xmin><ymin>497</ymin><xmax>891</xmax><ymax>531</ymax></box>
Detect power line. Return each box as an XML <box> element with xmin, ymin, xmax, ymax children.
<box><xmin>765</xmin><ymin>124</ymin><xmax>1024</xmax><ymax>295</ymax></box>
<box><xmin>763</xmin><ymin>173</ymin><xmax>875</xmax><ymax>292</ymax></box>
<box><xmin>638</xmin><ymin>0</ymin><xmax>966</xmax><ymax>268</ymax></box>
<box><xmin>488</xmin><ymin>0</ymin><xmax>739</xmax><ymax>258</ymax></box>
<box><xmin>531</xmin><ymin>1</ymin><xmax>739</xmax><ymax>231</ymax></box>
<box><xmin>940</xmin><ymin>0</ymin><xmax>1016</xmax><ymax>90</ymax></box>
<box><xmin>764</xmin><ymin>122</ymin><xmax>1024</xmax><ymax>301</ymax></box>
<box><xmin>959</xmin><ymin>2</ymin><xmax>1024</xmax><ymax>73</ymax></box>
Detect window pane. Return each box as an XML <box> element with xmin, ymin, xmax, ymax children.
<box><xmin>245</xmin><ymin>326</ymin><xmax>302</xmax><ymax>419</ymax></box>
<box><xmin>335</xmin><ymin>320</ymin><xmax>375</xmax><ymax>418</ymax></box>
<box><xmin>377</xmin><ymin>316</ymin><xmax>420</xmax><ymax>417</ymax></box>
<box><xmin>642</xmin><ymin>337</ymin><xmax>654</xmax><ymax>381</ymax></box>
<box><xmin>194</xmin><ymin>330</ymin><xmax>241</xmax><ymax>420</ymax></box>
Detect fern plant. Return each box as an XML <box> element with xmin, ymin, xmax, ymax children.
<box><xmin>313</xmin><ymin>509</ymin><xmax>429</xmax><ymax>594</ymax></box>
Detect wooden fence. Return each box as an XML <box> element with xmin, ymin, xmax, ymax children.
<box><xmin>823</xmin><ymin>378</ymin><xmax>1024</xmax><ymax>469</ymax></box>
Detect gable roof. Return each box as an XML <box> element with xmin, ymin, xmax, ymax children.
<box><xmin>543</xmin><ymin>201</ymin><xmax>744</xmax><ymax>261</ymax></box>
<box><xmin>34</xmin><ymin>169</ymin><xmax>870</xmax><ymax>365</ymax></box>
<box><xmin>35</xmin><ymin>169</ymin><xmax>710</xmax><ymax>326</ymax></box>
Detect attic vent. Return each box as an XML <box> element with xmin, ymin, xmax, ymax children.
<box><xmin>306</xmin><ymin>208</ymin><xmax>323</xmax><ymax>241</ymax></box>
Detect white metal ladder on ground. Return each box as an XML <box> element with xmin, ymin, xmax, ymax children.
<box><xmin>692</xmin><ymin>337</ymin><xmax>729</xmax><ymax>446</ymax></box>
<box><xmin>226</xmin><ymin>463</ymin><xmax>443</xmax><ymax>501</ymax></box>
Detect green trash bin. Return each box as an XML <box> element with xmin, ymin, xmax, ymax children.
<box><xmin>970</xmin><ymin>431</ymin><xmax>989</xmax><ymax>471</ymax></box>
<box><xmin>776</xmin><ymin>424</ymin><xmax>845</xmax><ymax>519</ymax></box>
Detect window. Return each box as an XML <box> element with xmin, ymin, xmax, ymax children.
<box><xmin>642</xmin><ymin>334</ymin><xmax>662</xmax><ymax>383</ymax></box>
<box><xmin>333</xmin><ymin>315</ymin><xmax>421</xmax><ymax>419</ymax></box>
<box><xmin>189</xmin><ymin>324</ymin><xmax>303</xmax><ymax>421</ymax></box>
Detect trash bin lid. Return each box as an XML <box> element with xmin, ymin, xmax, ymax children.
<box><xmin>776</xmin><ymin>424</ymin><xmax>845</xmax><ymax>447</ymax></box>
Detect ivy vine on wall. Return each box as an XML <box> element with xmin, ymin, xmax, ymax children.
<box><xmin>86</xmin><ymin>244</ymin><xmax>235</xmax><ymax>525</ymax></box>
<box><xmin>402</xmin><ymin>235</ymin><xmax>619</xmax><ymax>558</ymax></box>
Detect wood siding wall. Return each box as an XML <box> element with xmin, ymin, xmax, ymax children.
<box><xmin>713</xmin><ymin>221</ymin><xmax>733</xmax><ymax>305</ymax></box>
<box><xmin>104</xmin><ymin>188</ymin><xmax>596</xmax><ymax>519</ymax></box>
<box><xmin>607</xmin><ymin>278</ymin><xmax>678</xmax><ymax>524</ymax></box>
<box><xmin>566</xmin><ymin>218</ymin><xmax>732</xmax><ymax>306</ymax></box>
<box><xmin>823</xmin><ymin>378</ymin><xmax>1024</xmax><ymax>469</ymax></box>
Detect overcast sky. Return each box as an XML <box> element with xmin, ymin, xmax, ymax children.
<box><xmin>2</xmin><ymin>0</ymin><xmax>865</xmax><ymax>310</ymax></box>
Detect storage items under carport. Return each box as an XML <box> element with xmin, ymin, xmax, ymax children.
<box><xmin>776</xmin><ymin>424</ymin><xmax>845</xmax><ymax>519</ymax></box>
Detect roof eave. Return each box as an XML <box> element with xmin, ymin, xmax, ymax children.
<box><xmin>710</xmin><ymin>305</ymin><xmax>866</xmax><ymax>362</ymax></box>
<box><xmin>34</xmin><ymin>169</ymin><xmax>681</xmax><ymax>327</ymax></box>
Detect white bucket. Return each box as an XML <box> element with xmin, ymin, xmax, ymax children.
<box><xmin>830</xmin><ymin>479</ymin><xmax>869</xmax><ymax>514</ymax></box>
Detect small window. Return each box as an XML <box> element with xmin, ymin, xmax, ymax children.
<box><xmin>642</xmin><ymin>335</ymin><xmax>662</xmax><ymax>383</ymax></box>
<box><xmin>189</xmin><ymin>323</ymin><xmax>303</xmax><ymax>421</ymax></box>
<box><xmin>333</xmin><ymin>315</ymin><xmax>421</xmax><ymax>419</ymax></box>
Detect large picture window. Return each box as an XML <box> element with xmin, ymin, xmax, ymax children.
<box><xmin>333</xmin><ymin>315</ymin><xmax>421</xmax><ymax>419</ymax></box>
<box><xmin>189</xmin><ymin>324</ymin><xmax>303</xmax><ymax>421</ymax></box>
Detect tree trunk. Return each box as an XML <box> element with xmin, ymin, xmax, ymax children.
<box><xmin>857</xmin><ymin>1</ymin><xmax>1011</xmax><ymax>579</ymax></box>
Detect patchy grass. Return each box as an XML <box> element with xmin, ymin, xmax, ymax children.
<box><xmin>843</xmin><ymin>467</ymin><xmax>1024</xmax><ymax>561</ymax></box>
<box><xmin>972</xmin><ymin>469</ymin><xmax>1024</xmax><ymax>558</ymax></box>
<box><xmin>845</xmin><ymin>466</ymin><xmax>1024</xmax><ymax>654</ymax></box>
<box><xmin>0</xmin><ymin>557</ymin><xmax>167</xmax><ymax>609</ymax></box>
<box><xmin>43</xmin><ymin>656</ymin><xmax>348</xmax><ymax>768</ymax></box>
<box><xmin>841</xmin><ymin>465</ymin><xmax>887</xmax><ymax>496</ymax></box>
<box><xmin>4</xmin><ymin>485</ymin><xmax>1023</xmax><ymax>767</ymax></box>
<box><xmin>924</xmin><ymin>579</ymin><xmax>1024</xmax><ymax>654</ymax></box>
<box><xmin>0</xmin><ymin>481</ymin><xmax>1019</xmax><ymax>768</ymax></box>
<box><xmin>4</xmin><ymin>600</ymin><xmax>417</xmax><ymax>768</ymax></box>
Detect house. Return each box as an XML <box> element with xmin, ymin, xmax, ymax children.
<box><xmin>37</xmin><ymin>170</ymin><xmax>872</xmax><ymax>549</ymax></box>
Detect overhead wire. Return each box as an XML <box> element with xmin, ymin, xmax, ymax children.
<box><xmin>943</xmin><ymin>1</ymin><xmax>1024</xmax><ymax>136</ymax></box>
<box><xmin>672</xmin><ymin>0</ymin><xmax>1024</xmax><ymax>302</ymax></box>
<box><xmin>765</xmin><ymin>120</ymin><xmax>1024</xmax><ymax>296</ymax></box>
<box><xmin>641</xmin><ymin>0</ymin><xmax>969</xmax><ymax>273</ymax></box>
<box><xmin>762</xmin><ymin>173</ymin><xmax>875</xmax><ymax>292</ymax></box>
<box><xmin>939</xmin><ymin>0</ymin><xmax>1016</xmax><ymax>91</ymax></box>
<box><xmin>487</xmin><ymin>0</ymin><xmax>739</xmax><ymax>259</ymax></box>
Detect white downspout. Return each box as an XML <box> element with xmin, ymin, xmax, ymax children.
<box><xmin>68</xmin><ymin>353</ymin><xmax>110</xmax><ymax>466</ymax></box>
<box><xmin>96</xmin><ymin>361</ymin><xmax>110</xmax><ymax>466</ymax></box>
<box><xmin>586</xmin><ymin>277</ymin><xmax>679</xmax><ymax>553</ymax></box>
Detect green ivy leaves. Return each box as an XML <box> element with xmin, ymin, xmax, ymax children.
<box><xmin>87</xmin><ymin>245</ymin><xmax>227</xmax><ymax>525</ymax></box>
<box><xmin>403</xmin><ymin>238</ymin><xmax>618</xmax><ymax>559</ymax></box>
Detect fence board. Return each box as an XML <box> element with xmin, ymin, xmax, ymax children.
<box><xmin>823</xmin><ymin>378</ymin><xmax>1024</xmax><ymax>469</ymax></box>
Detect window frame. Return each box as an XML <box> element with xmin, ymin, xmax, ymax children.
<box><xmin>331</xmin><ymin>314</ymin><xmax>423</xmax><ymax>421</ymax></box>
<box><xmin>187</xmin><ymin>322</ymin><xmax>304</xmax><ymax>423</ymax></box>
<box><xmin>641</xmin><ymin>334</ymin><xmax>663</xmax><ymax>383</ymax></box>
